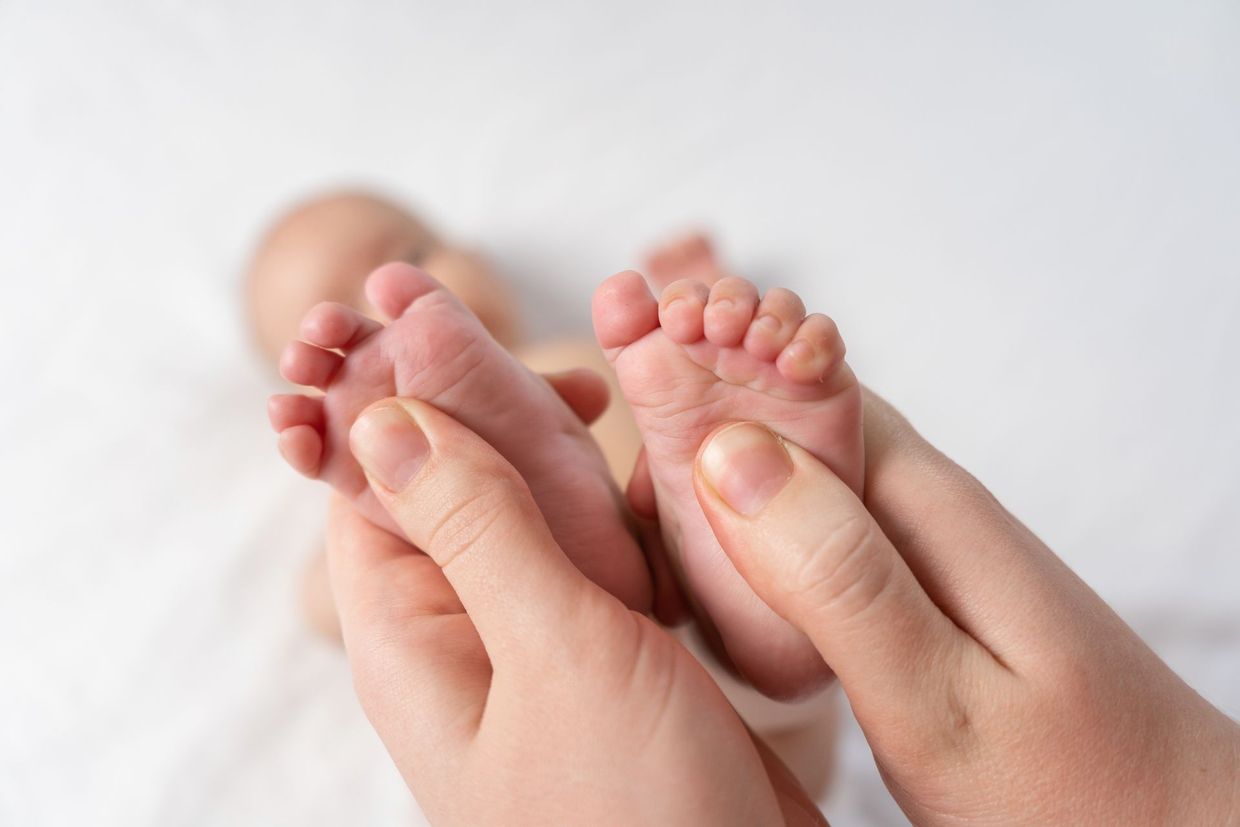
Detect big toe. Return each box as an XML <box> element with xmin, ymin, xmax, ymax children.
<box><xmin>592</xmin><ymin>270</ymin><xmax>661</xmax><ymax>352</ymax></box>
<box><xmin>364</xmin><ymin>262</ymin><xmax>445</xmax><ymax>321</ymax></box>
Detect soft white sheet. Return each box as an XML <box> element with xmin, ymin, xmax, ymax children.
<box><xmin>2</xmin><ymin>1</ymin><xmax>1237</xmax><ymax>824</ymax></box>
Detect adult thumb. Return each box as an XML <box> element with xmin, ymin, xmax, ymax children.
<box><xmin>349</xmin><ymin>398</ymin><xmax>594</xmax><ymax>667</ymax></box>
<box><xmin>693</xmin><ymin>422</ymin><xmax>971</xmax><ymax>712</ymax></box>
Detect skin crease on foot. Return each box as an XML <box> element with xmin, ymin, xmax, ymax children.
<box><xmin>269</xmin><ymin>262</ymin><xmax>652</xmax><ymax>611</ymax></box>
<box><xmin>594</xmin><ymin>268</ymin><xmax>864</xmax><ymax>699</ymax></box>
<box><xmin>249</xmin><ymin>192</ymin><xmax>549</xmax><ymax>641</ymax></box>
<box><xmin>250</xmin><ymin>192</ymin><xmax>521</xmax><ymax>640</ymax></box>
<box><xmin>253</xmin><ymin>211</ymin><xmax>838</xmax><ymax>794</ymax></box>
<box><xmin>253</xmin><ymin>198</ymin><xmax>844</xmax><ymax>701</ymax></box>
<box><xmin>250</xmin><ymin>207</ymin><xmax>709</xmax><ymax>641</ymax></box>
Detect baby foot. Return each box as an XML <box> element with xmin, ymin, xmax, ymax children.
<box><xmin>593</xmin><ymin>271</ymin><xmax>863</xmax><ymax>698</ymax></box>
<box><xmin>270</xmin><ymin>262</ymin><xmax>650</xmax><ymax>610</ymax></box>
<box><xmin>645</xmin><ymin>232</ymin><xmax>727</xmax><ymax>289</ymax></box>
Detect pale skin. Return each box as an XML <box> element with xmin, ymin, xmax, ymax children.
<box><xmin>259</xmin><ymin>194</ymin><xmax>862</xmax><ymax>699</ymax></box>
<box><xmin>255</xmin><ymin>195</ymin><xmax>1238</xmax><ymax>821</ymax></box>
<box><xmin>250</xmin><ymin>195</ymin><xmax>835</xmax><ymax>788</ymax></box>
<box><xmin>249</xmin><ymin>194</ymin><xmax>716</xmax><ymax>637</ymax></box>
<box><xmin>330</xmin><ymin>397</ymin><xmax>823</xmax><ymax>827</ymax></box>
<box><xmin>593</xmin><ymin>269</ymin><xmax>863</xmax><ymax>697</ymax></box>
<box><xmin>272</xmin><ymin>262</ymin><xmax>863</xmax><ymax>698</ymax></box>
<box><xmin>333</xmin><ymin>388</ymin><xmax>1240</xmax><ymax>826</ymax></box>
<box><xmin>248</xmin><ymin>192</ymin><xmax>646</xmax><ymax>638</ymax></box>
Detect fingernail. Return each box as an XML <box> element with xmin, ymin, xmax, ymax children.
<box><xmin>700</xmin><ymin>423</ymin><xmax>793</xmax><ymax>515</ymax></box>
<box><xmin>349</xmin><ymin>404</ymin><xmax>430</xmax><ymax>491</ymax></box>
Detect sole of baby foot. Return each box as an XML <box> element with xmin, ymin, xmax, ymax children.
<box><xmin>271</xmin><ymin>262</ymin><xmax>651</xmax><ymax>611</ymax></box>
<box><xmin>593</xmin><ymin>269</ymin><xmax>863</xmax><ymax>698</ymax></box>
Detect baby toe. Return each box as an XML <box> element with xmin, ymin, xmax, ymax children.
<box><xmin>364</xmin><ymin>262</ymin><xmax>443</xmax><ymax>321</ymax></box>
<box><xmin>592</xmin><ymin>270</ymin><xmax>660</xmax><ymax>352</ymax></box>
<box><xmin>703</xmin><ymin>276</ymin><xmax>759</xmax><ymax>346</ymax></box>
<box><xmin>743</xmin><ymin>287</ymin><xmax>806</xmax><ymax>361</ymax></box>
<box><xmin>279</xmin><ymin>340</ymin><xmax>344</xmax><ymax>390</ymax></box>
<box><xmin>657</xmin><ymin>279</ymin><xmax>710</xmax><ymax>344</ymax></box>
<box><xmin>300</xmin><ymin>302</ymin><xmax>382</xmax><ymax>351</ymax></box>
<box><xmin>277</xmin><ymin>424</ymin><xmax>324</xmax><ymax>477</ymax></box>
<box><xmin>776</xmin><ymin>313</ymin><xmax>846</xmax><ymax>384</ymax></box>
<box><xmin>268</xmin><ymin>393</ymin><xmax>325</xmax><ymax>432</ymax></box>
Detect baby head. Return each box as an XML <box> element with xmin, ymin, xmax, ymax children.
<box><xmin>247</xmin><ymin>190</ymin><xmax>515</xmax><ymax>363</ymax></box>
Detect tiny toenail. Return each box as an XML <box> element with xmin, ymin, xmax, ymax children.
<box><xmin>711</xmin><ymin>298</ymin><xmax>735</xmax><ymax>310</ymax></box>
<box><xmin>665</xmin><ymin>297</ymin><xmax>686</xmax><ymax>312</ymax></box>
<box><xmin>755</xmin><ymin>314</ymin><xmax>780</xmax><ymax>331</ymax></box>
<box><xmin>784</xmin><ymin>340</ymin><xmax>815</xmax><ymax>363</ymax></box>
<box><xmin>350</xmin><ymin>404</ymin><xmax>430</xmax><ymax>492</ymax></box>
<box><xmin>700</xmin><ymin>423</ymin><xmax>793</xmax><ymax>516</ymax></box>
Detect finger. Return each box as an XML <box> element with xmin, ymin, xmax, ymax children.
<box><xmin>348</xmin><ymin>398</ymin><xmax>595</xmax><ymax>665</ymax></box>
<box><xmin>626</xmin><ymin>448</ymin><xmax>687</xmax><ymax>625</ymax></box>
<box><xmin>543</xmin><ymin>367</ymin><xmax>611</xmax><ymax>425</ymax></box>
<box><xmin>859</xmin><ymin>387</ymin><xmax>1078</xmax><ymax>660</ymax></box>
<box><xmin>694</xmin><ymin>422</ymin><xmax>994</xmax><ymax>720</ymax></box>
<box><xmin>747</xmin><ymin>731</ymin><xmax>831</xmax><ymax>827</ymax></box>
<box><xmin>324</xmin><ymin>495</ymin><xmax>488</xmax><ymax>757</ymax></box>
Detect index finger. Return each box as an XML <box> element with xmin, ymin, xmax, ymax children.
<box><xmin>324</xmin><ymin>494</ymin><xmax>489</xmax><ymax>755</ymax></box>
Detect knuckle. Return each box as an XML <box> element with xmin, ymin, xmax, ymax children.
<box><xmin>423</xmin><ymin>467</ymin><xmax>535</xmax><ymax>569</ymax></box>
<box><xmin>787</xmin><ymin>513</ymin><xmax>896</xmax><ymax>624</ymax></box>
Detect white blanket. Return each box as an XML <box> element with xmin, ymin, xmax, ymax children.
<box><xmin>2</xmin><ymin>2</ymin><xmax>1237</xmax><ymax>824</ymax></box>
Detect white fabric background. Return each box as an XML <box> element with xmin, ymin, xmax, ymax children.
<box><xmin>1</xmin><ymin>1</ymin><xmax>1237</xmax><ymax>824</ymax></box>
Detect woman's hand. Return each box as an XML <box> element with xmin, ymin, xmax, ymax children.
<box><xmin>326</xmin><ymin>398</ymin><xmax>825</xmax><ymax>827</ymax></box>
<box><xmin>692</xmin><ymin>391</ymin><xmax>1240</xmax><ymax>825</ymax></box>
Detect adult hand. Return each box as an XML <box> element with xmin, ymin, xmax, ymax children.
<box><xmin>694</xmin><ymin>390</ymin><xmax>1240</xmax><ymax>825</ymax></box>
<box><xmin>326</xmin><ymin>397</ymin><xmax>825</xmax><ymax>826</ymax></box>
